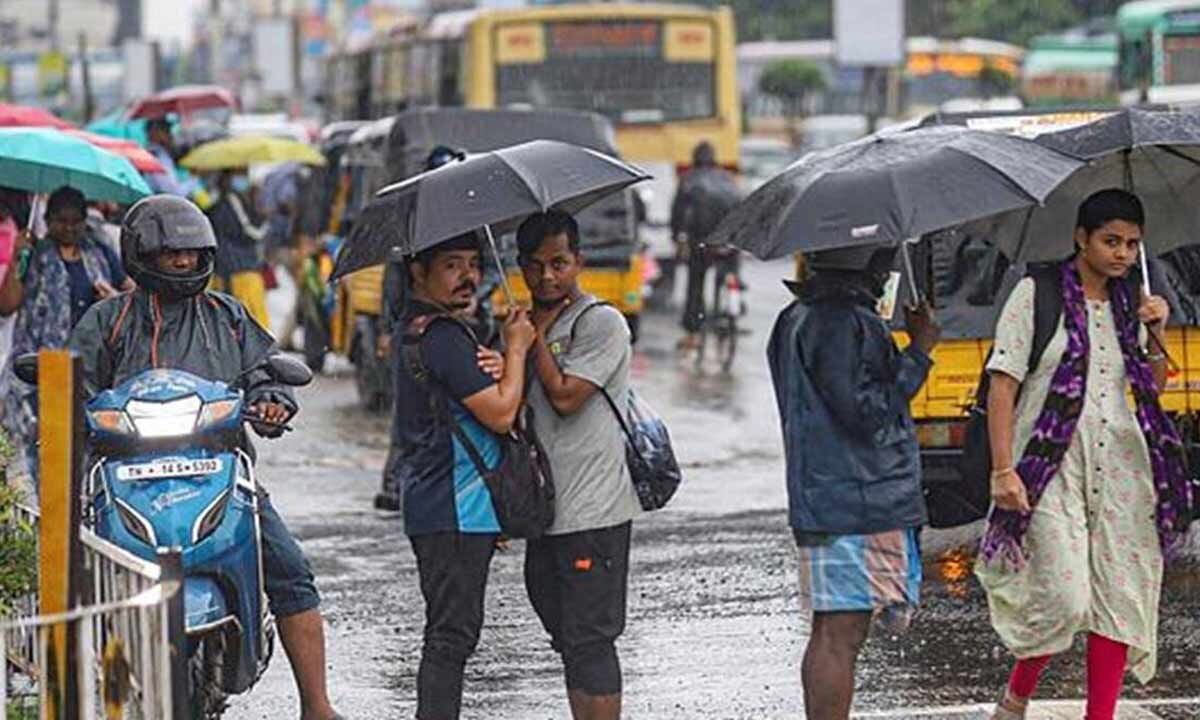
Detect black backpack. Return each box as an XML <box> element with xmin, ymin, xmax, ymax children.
<box><xmin>570</xmin><ymin>302</ymin><xmax>683</xmax><ymax>510</ymax></box>
<box><xmin>402</xmin><ymin>314</ymin><xmax>556</xmax><ymax>539</ymax></box>
<box><xmin>926</xmin><ymin>265</ymin><xmax>1064</xmax><ymax>528</ymax></box>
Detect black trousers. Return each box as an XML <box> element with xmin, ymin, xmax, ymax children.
<box><xmin>524</xmin><ymin>522</ymin><xmax>632</xmax><ymax>696</ymax></box>
<box><xmin>682</xmin><ymin>251</ymin><xmax>740</xmax><ymax>333</ymax></box>
<box><xmin>410</xmin><ymin>532</ymin><xmax>497</xmax><ymax>720</ymax></box>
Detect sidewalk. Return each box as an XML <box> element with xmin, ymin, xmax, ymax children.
<box><xmin>852</xmin><ymin>698</ymin><xmax>1200</xmax><ymax>719</ymax></box>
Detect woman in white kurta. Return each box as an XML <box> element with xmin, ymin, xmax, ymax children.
<box><xmin>976</xmin><ymin>190</ymin><xmax>1186</xmax><ymax>720</ymax></box>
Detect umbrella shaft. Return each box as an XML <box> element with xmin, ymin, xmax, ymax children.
<box><xmin>484</xmin><ymin>224</ymin><xmax>515</xmax><ymax>309</ymax></box>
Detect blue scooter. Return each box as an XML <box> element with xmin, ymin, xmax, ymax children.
<box><xmin>18</xmin><ymin>353</ymin><xmax>312</xmax><ymax>718</ymax></box>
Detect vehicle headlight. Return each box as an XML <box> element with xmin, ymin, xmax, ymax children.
<box><xmin>88</xmin><ymin>409</ymin><xmax>135</xmax><ymax>436</ymax></box>
<box><xmin>197</xmin><ymin>399</ymin><xmax>240</xmax><ymax>429</ymax></box>
<box><xmin>125</xmin><ymin>396</ymin><xmax>203</xmax><ymax>439</ymax></box>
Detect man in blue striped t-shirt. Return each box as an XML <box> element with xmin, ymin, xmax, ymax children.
<box><xmin>391</xmin><ymin>230</ymin><xmax>535</xmax><ymax>720</ymax></box>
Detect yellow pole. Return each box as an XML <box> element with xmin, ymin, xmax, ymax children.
<box><xmin>37</xmin><ymin>349</ymin><xmax>84</xmax><ymax>719</ymax></box>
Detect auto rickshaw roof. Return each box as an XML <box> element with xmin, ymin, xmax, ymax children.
<box><xmin>389</xmin><ymin>107</ymin><xmax>620</xmax><ymax>158</ymax></box>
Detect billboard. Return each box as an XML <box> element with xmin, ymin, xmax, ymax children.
<box><xmin>833</xmin><ymin>0</ymin><xmax>905</xmax><ymax>67</ymax></box>
<box><xmin>122</xmin><ymin>40</ymin><xmax>158</xmax><ymax>103</ymax></box>
<box><xmin>254</xmin><ymin>18</ymin><xmax>297</xmax><ymax>97</ymax></box>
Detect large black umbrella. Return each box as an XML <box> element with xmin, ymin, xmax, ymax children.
<box><xmin>706</xmin><ymin>125</ymin><xmax>1084</xmax><ymax>261</ymax></box>
<box><xmin>330</xmin><ymin>140</ymin><xmax>649</xmax><ymax>295</ymax></box>
<box><xmin>984</xmin><ymin>110</ymin><xmax>1200</xmax><ymax>284</ymax></box>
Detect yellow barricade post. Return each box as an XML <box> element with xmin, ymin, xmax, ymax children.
<box><xmin>37</xmin><ymin>349</ymin><xmax>85</xmax><ymax>719</ymax></box>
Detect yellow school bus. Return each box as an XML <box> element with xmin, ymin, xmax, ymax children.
<box><xmin>324</xmin><ymin>4</ymin><xmax>742</xmax><ymax>321</ymax></box>
<box><xmin>457</xmin><ymin>4</ymin><xmax>742</xmax><ymax>222</ymax></box>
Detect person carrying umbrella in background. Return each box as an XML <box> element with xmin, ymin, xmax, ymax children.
<box><xmin>768</xmin><ymin>243</ymin><xmax>940</xmax><ymax>719</ymax></box>
<box><xmin>978</xmin><ymin>190</ymin><xmax>1190</xmax><ymax>720</ymax></box>
<box><xmin>0</xmin><ymin>187</ymin><xmax>30</xmax><ymax>418</ymax></box>
<box><xmin>145</xmin><ymin>117</ymin><xmax>200</xmax><ymax>198</ymax></box>
<box><xmin>208</xmin><ymin>169</ymin><xmax>272</xmax><ymax>332</ymax></box>
<box><xmin>0</xmin><ymin>186</ymin><xmax>134</xmax><ymax>483</ymax></box>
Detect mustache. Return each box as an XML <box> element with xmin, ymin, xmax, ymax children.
<box><xmin>452</xmin><ymin>281</ymin><xmax>477</xmax><ymax>294</ymax></box>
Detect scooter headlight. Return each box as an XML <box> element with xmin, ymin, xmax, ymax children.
<box><xmin>197</xmin><ymin>399</ymin><xmax>240</xmax><ymax>429</ymax></box>
<box><xmin>125</xmin><ymin>396</ymin><xmax>203</xmax><ymax>438</ymax></box>
<box><xmin>88</xmin><ymin>409</ymin><xmax>135</xmax><ymax>436</ymax></box>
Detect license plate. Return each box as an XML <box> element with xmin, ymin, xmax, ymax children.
<box><xmin>116</xmin><ymin>458</ymin><xmax>223</xmax><ymax>481</ymax></box>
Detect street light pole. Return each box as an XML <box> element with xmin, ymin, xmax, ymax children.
<box><xmin>48</xmin><ymin>0</ymin><xmax>60</xmax><ymax>51</ymax></box>
<box><xmin>209</xmin><ymin>0</ymin><xmax>222</xmax><ymax>85</ymax></box>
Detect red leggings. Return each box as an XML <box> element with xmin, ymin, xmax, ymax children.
<box><xmin>1007</xmin><ymin>633</ymin><xmax>1129</xmax><ymax>720</ymax></box>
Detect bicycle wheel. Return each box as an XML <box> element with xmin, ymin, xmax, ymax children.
<box><xmin>718</xmin><ymin>314</ymin><xmax>737</xmax><ymax>373</ymax></box>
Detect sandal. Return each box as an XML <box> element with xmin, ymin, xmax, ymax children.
<box><xmin>990</xmin><ymin>691</ymin><xmax>1028</xmax><ymax>720</ymax></box>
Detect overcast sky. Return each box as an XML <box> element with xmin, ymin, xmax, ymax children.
<box><xmin>143</xmin><ymin>0</ymin><xmax>204</xmax><ymax>49</ymax></box>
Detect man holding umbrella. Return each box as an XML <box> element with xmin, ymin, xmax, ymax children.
<box><xmin>768</xmin><ymin>245</ymin><xmax>940</xmax><ymax>719</ymax></box>
<box><xmin>393</xmin><ymin>230</ymin><xmax>536</xmax><ymax>720</ymax></box>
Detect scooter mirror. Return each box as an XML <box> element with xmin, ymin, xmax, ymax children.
<box><xmin>13</xmin><ymin>353</ymin><xmax>37</xmax><ymax>385</ymax></box>
<box><xmin>267</xmin><ymin>354</ymin><xmax>314</xmax><ymax>387</ymax></box>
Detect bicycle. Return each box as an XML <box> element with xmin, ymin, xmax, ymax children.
<box><xmin>695</xmin><ymin>253</ymin><xmax>746</xmax><ymax>374</ymax></box>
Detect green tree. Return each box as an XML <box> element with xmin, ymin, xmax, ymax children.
<box><xmin>759</xmin><ymin>59</ymin><xmax>828</xmax><ymax>143</ymax></box>
<box><xmin>908</xmin><ymin>0</ymin><xmax>1082</xmax><ymax>46</ymax></box>
<box><xmin>0</xmin><ymin>428</ymin><xmax>36</xmax><ymax>616</ymax></box>
<box><xmin>666</xmin><ymin>0</ymin><xmax>1110</xmax><ymax>45</ymax></box>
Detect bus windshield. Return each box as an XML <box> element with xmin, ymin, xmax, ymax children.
<box><xmin>494</xmin><ymin>20</ymin><xmax>716</xmax><ymax>123</ymax></box>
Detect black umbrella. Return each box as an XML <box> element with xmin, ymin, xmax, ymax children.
<box><xmin>982</xmin><ymin>110</ymin><xmax>1200</xmax><ymax>297</ymax></box>
<box><xmin>330</xmin><ymin>140</ymin><xmax>649</xmax><ymax>304</ymax></box>
<box><xmin>706</xmin><ymin>125</ymin><xmax>1084</xmax><ymax>262</ymax></box>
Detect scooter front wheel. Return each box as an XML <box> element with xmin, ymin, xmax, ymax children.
<box><xmin>188</xmin><ymin>635</ymin><xmax>229</xmax><ymax>720</ymax></box>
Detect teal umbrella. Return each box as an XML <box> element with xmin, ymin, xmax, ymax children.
<box><xmin>86</xmin><ymin>109</ymin><xmax>149</xmax><ymax>145</ymax></box>
<box><xmin>0</xmin><ymin>127</ymin><xmax>152</xmax><ymax>203</ymax></box>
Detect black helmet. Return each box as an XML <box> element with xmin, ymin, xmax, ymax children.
<box><xmin>806</xmin><ymin>243</ymin><xmax>897</xmax><ymax>274</ymax></box>
<box><xmin>120</xmin><ymin>195</ymin><xmax>217</xmax><ymax>299</ymax></box>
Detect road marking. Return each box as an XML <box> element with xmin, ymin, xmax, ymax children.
<box><xmin>851</xmin><ymin>697</ymin><xmax>1200</xmax><ymax>719</ymax></box>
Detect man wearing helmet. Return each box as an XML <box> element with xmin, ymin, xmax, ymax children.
<box><xmin>767</xmin><ymin>243</ymin><xmax>940</xmax><ymax>720</ymax></box>
<box><xmin>67</xmin><ymin>195</ymin><xmax>343</xmax><ymax>720</ymax></box>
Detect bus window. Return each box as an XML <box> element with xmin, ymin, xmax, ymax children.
<box><xmin>493</xmin><ymin>20</ymin><xmax>717</xmax><ymax>124</ymax></box>
<box><xmin>1164</xmin><ymin>33</ymin><xmax>1200</xmax><ymax>84</ymax></box>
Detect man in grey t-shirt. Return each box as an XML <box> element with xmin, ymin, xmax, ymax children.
<box><xmin>517</xmin><ymin>210</ymin><xmax>639</xmax><ymax>720</ymax></box>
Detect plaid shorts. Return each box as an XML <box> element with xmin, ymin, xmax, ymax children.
<box><xmin>794</xmin><ymin>527</ymin><xmax>922</xmax><ymax>631</ymax></box>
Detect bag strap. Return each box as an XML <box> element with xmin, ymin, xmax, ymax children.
<box><xmin>975</xmin><ymin>270</ymin><xmax>1055</xmax><ymax>411</ymax></box>
<box><xmin>565</xmin><ymin>300</ymin><xmax>641</xmax><ymax>454</ymax></box>
<box><xmin>1028</xmin><ymin>265</ymin><xmax>1061</xmax><ymax>375</ymax></box>
<box><xmin>401</xmin><ymin>312</ymin><xmax>495</xmax><ymax>478</ymax></box>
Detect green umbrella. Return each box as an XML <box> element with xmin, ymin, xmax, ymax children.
<box><xmin>0</xmin><ymin>127</ymin><xmax>152</xmax><ymax>204</ymax></box>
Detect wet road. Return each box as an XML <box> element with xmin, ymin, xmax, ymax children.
<box><xmin>229</xmin><ymin>258</ymin><xmax>1200</xmax><ymax>719</ymax></box>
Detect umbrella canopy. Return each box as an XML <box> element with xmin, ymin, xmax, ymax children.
<box><xmin>0</xmin><ymin>102</ymin><xmax>73</xmax><ymax>129</ymax></box>
<box><xmin>986</xmin><ymin>109</ymin><xmax>1200</xmax><ymax>263</ymax></box>
<box><xmin>126</xmin><ymin>85</ymin><xmax>237</xmax><ymax>120</ymax></box>
<box><xmin>65</xmin><ymin>129</ymin><xmax>165</xmax><ymax>173</ymax></box>
<box><xmin>180</xmin><ymin>135</ymin><xmax>325</xmax><ymax>171</ymax></box>
<box><xmin>706</xmin><ymin>125</ymin><xmax>1085</xmax><ymax>260</ymax></box>
<box><xmin>86</xmin><ymin>109</ymin><xmax>148</xmax><ymax>144</ymax></box>
<box><xmin>331</xmin><ymin>139</ymin><xmax>649</xmax><ymax>280</ymax></box>
<box><xmin>0</xmin><ymin>127</ymin><xmax>152</xmax><ymax>203</ymax></box>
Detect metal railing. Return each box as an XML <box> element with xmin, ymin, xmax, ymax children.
<box><xmin>2</xmin><ymin>504</ymin><xmax>186</xmax><ymax>720</ymax></box>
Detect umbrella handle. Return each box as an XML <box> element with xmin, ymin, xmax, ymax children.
<box><xmin>484</xmin><ymin>224</ymin><xmax>515</xmax><ymax>310</ymax></box>
<box><xmin>1139</xmin><ymin>250</ymin><xmax>1152</xmax><ymax>299</ymax></box>
<box><xmin>901</xmin><ymin>238</ymin><xmax>922</xmax><ymax>307</ymax></box>
<box><xmin>26</xmin><ymin>194</ymin><xmax>41</xmax><ymax>233</ymax></box>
